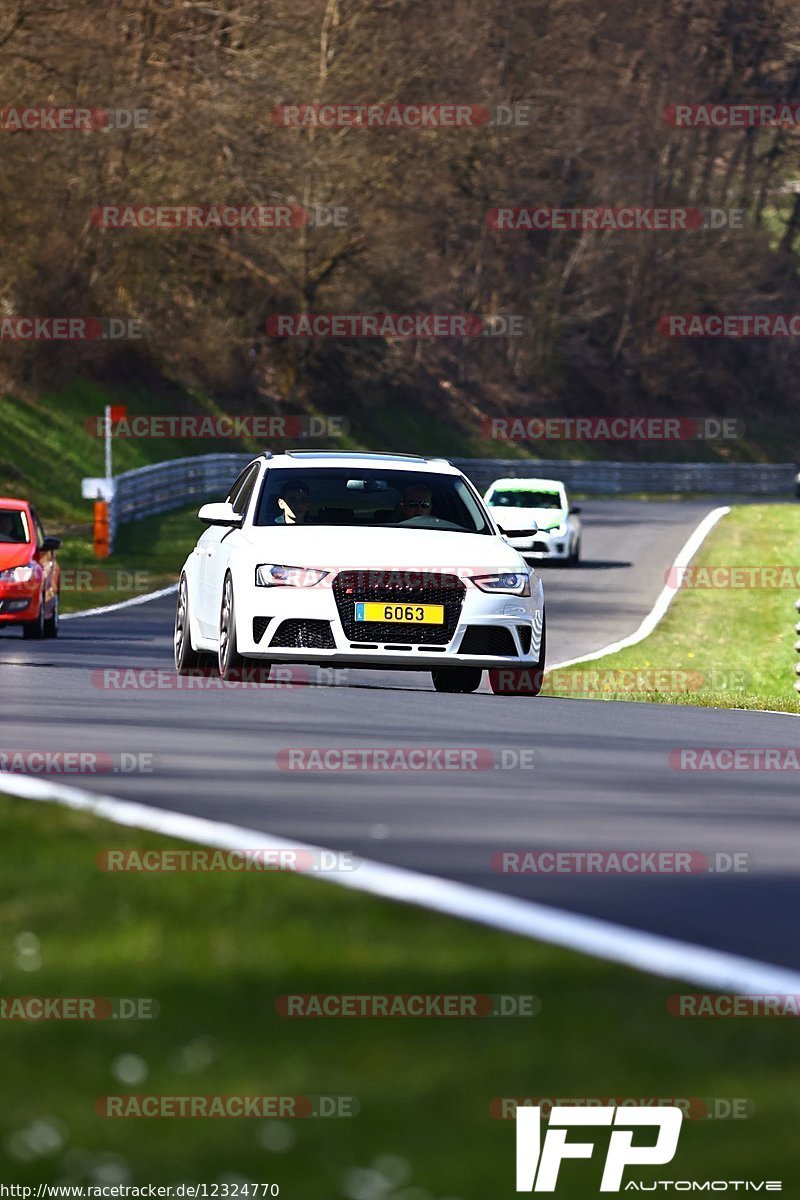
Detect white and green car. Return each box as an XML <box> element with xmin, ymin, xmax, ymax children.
<box><xmin>483</xmin><ymin>477</ymin><xmax>582</xmax><ymax>566</ymax></box>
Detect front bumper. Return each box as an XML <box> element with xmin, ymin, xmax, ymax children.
<box><xmin>229</xmin><ymin>571</ymin><xmax>545</xmax><ymax>670</ymax></box>
<box><xmin>506</xmin><ymin>529</ymin><xmax>570</xmax><ymax>562</ymax></box>
<box><xmin>0</xmin><ymin>584</ymin><xmax>38</xmax><ymax>623</ymax></box>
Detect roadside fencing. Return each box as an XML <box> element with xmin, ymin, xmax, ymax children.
<box><xmin>105</xmin><ymin>454</ymin><xmax>797</xmax><ymax>551</ymax></box>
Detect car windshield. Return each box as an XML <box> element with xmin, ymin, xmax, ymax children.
<box><xmin>489</xmin><ymin>489</ymin><xmax>563</xmax><ymax>509</ymax></box>
<box><xmin>253</xmin><ymin>468</ymin><xmax>490</xmax><ymax>534</ymax></box>
<box><xmin>0</xmin><ymin>509</ymin><xmax>30</xmax><ymax>543</ymax></box>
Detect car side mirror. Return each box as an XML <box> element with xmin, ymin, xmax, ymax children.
<box><xmin>41</xmin><ymin>536</ymin><xmax>61</xmax><ymax>552</ymax></box>
<box><xmin>570</xmin><ymin>505</ymin><xmax>581</xmax><ymax>515</ymax></box>
<box><xmin>198</xmin><ymin>502</ymin><xmax>243</xmax><ymax>527</ymax></box>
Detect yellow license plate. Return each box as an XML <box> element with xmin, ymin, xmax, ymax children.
<box><xmin>355</xmin><ymin>602</ymin><xmax>444</xmax><ymax>625</ymax></box>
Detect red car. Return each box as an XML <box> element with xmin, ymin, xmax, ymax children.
<box><xmin>0</xmin><ymin>499</ymin><xmax>61</xmax><ymax>639</ymax></box>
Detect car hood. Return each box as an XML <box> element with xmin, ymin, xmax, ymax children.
<box><xmin>0</xmin><ymin>543</ymin><xmax>34</xmax><ymax>570</ymax></box>
<box><xmin>491</xmin><ymin>507</ymin><xmax>567</xmax><ymax>532</ymax></box>
<box><xmin>240</xmin><ymin>525</ymin><xmax>529</xmax><ymax>573</ymax></box>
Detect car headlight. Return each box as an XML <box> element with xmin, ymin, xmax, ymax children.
<box><xmin>0</xmin><ymin>565</ymin><xmax>35</xmax><ymax>583</ymax></box>
<box><xmin>472</xmin><ymin>572</ymin><xmax>531</xmax><ymax>596</ymax></box>
<box><xmin>255</xmin><ymin>564</ymin><xmax>329</xmax><ymax>588</ymax></box>
<box><xmin>546</xmin><ymin>523</ymin><xmax>568</xmax><ymax>537</ymax></box>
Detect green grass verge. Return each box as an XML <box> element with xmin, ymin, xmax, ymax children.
<box><xmin>0</xmin><ymin>793</ymin><xmax>798</xmax><ymax>1195</ymax></box>
<box><xmin>546</xmin><ymin>504</ymin><xmax>800</xmax><ymax>712</ymax></box>
<box><xmin>55</xmin><ymin>508</ymin><xmax>201</xmax><ymax>614</ymax></box>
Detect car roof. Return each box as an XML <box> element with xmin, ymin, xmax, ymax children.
<box><xmin>0</xmin><ymin>498</ymin><xmax>30</xmax><ymax>510</ymax></box>
<box><xmin>486</xmin><ymin>477</ymin><xmax>566</xmax><ymax>492</ymax></box>
<box><xmin>255</xmin><ymin>451</ymin><xmax>460</xmax><ymax>475</ymax></box>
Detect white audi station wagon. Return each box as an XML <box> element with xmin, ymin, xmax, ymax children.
<box><xmin>175</xmin><ymin>452</ymin><xmax>546</xmax><ymax>695</ymax></box>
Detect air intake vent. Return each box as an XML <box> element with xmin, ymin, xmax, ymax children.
<box><xmin>270</xmin><ymin>619</ymin><xmax>336</xmax><ymax>649</ymax></box>
<box><xmin>253</xmin><ymin>617</ymin><xmax>272</xmax><ymax>644</ymax></box>
<box><xmin>458</xmin><ymin>626</ymin><xmax>517</xmax><ymax>657</ymax></box>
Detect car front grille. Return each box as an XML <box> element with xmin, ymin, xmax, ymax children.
<box><xmin>458</xmin><ymin>625</ymin><xmax>518</xmax><ymax>657</ymax></box>
<box><xmin>517</xmin><ymin>625</ymin><xmax>532</xmax><ymax>654</ymax></box>
<box><xmin>270</xmin><ymin>619</ymin><xmax>336</xmax><ymax>649</ymax></box>
<box><xmin>332</xmin><ymin>570</ymin><xmax>466</xmax><ymax>645</ymax></box>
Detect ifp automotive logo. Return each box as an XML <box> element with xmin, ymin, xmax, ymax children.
<box><xmin>515</xmin><ymin>1106</ymin><xmax>782</xmax><ymax>1192</ymax></box>
<box><xmin>516</xmin><ymin>1105</ymin><xmax>682</xmax><ymax>1191</ymax></box>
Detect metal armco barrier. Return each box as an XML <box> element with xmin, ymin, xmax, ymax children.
<box><xmin>452</xmin><ymin>459</ymin><xmax>797</xmax><ymax>496</ymax></box>
<box><xmin>109</xmin><ymin>453</ymin><xmax>252</xmax><ymax>546</ymax></box>
<box><xmin>106</xmin><ymin>452</ymin><xmax>797</xmax><ymax>550</ymax></box>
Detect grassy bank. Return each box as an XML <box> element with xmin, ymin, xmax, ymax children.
<box><xmin>56</xmin><ymin>508</ymin><xmax>199</xmax><ymax>614</ymax></box>
<box><xmin>546</xmin><ymin>504</ymin><xmax>799</xmax><ymax>712</ymax></box>
<box><xmin>0</xmin><ymin>792</ymin><xmax>798</xmax><ymax>1195</ymax></box>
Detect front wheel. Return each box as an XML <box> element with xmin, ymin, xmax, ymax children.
<box><xmin>431</xmin><ymin>667</ymin><xmax>483</xmax><ymax>694</ymax></box>
<box><xmin>568</xmin><ymin>538</ymin><xmax>581</xmax><ymax>567</ymax></box>
<box><xmin>22</xmin><ymin>596</ymin><xmax>45</xmax><ymax>640</ymax></box>
<box><xmin>218</xmin><ymin>573</ymin><xmax>250</xmax><ymax>681</ymax></box>
<box><xmin>489</xmin><ymin>613</ymin><xmax>546</xmax><ymax>696</ymax></box>
<box><xmin>43</xmin><ymin>594</ymin><xmax>59</xmax><ymax>639</ymax></box>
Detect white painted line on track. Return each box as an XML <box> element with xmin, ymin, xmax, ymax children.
<box><xmin>547</xmin><ymin>505</ymin><xmax>731</xmax><ymax>671</ymax></box>
<box><xmin>3</xmin><ymin>771</ymin><xmax>800</xmax><ymax>995</ymax></box>
<box><xmin>61</xmin><ymin>583</ymin><xmax>178</xmax><ymax>620</ymax></box>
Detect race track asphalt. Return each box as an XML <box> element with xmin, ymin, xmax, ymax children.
<box><xmin>2</xmin><ymin>500</ymin><xmax>798</xmax><ymax>971</ymax></box>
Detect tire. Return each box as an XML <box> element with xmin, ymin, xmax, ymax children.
<box><xmin>21</xmin><ymin>595</ymin><xmax>45</xmax><ymax>640</ymax></box>
<box><xmin>218</xmin><ymin>572</ymin><xmax>249</xmax><ymax>681</ymax></box>
<box><xmin>431</xmin><ymin>667</ymin><xmax>483</xmax><ymax>694</ymax></box>
<box><xmin>568</xmin><ymin>538</ymin><xmax>581</xmax><ymax>567</ymax></box>
<box><xmin>174</xmin><ymin>574</ymin><xmax>213</xmax><ymax>674</ymax></box>
<box><xmin>488</xmin><ymin>613</ymin><xmax>547</xmax><ymax>696</ymax></box>
<box><xmin>43</xmin><ymin>594</ymin><xmax>59</xmax><ymax>639</ymax></box>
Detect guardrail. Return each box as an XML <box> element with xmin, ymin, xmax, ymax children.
<box><xmin>452</xmin><ymin>459</ymin><xmax>797</xmax><ymax>496</ymax></box>
<box><xmin>106</xmin><ymin>452</ymin><xmax>797</xmax><ymax>550</ymax></box>
<box><xmin>109</xmin><ymin>453</ymin><xmax>252</xmax><ymax>545</ymax></box>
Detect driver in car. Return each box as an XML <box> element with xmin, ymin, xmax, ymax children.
<box><xmin>396</xmin><ymin>483</ymin><xmax>433</xmax><ymax>521</ymax></box>
<box><xmin>275</xmin><ymin>480</ymin><xmax>312</xmax><ymax>525</ymax></box>
<box><xmin>0</xmin><ymin>512</ymin><xmax>22</xmax><ymax>542</ymax></box>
